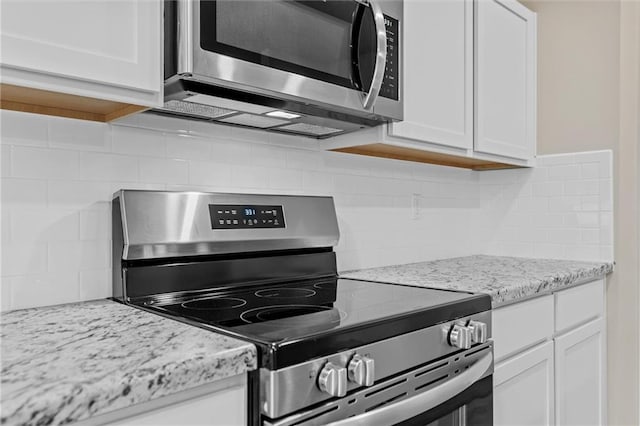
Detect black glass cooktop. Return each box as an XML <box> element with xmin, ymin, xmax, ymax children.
<box><xmin>145</xmin><ymin>278</ymin><xmax>490</xmax><ymax>369</ymax></box>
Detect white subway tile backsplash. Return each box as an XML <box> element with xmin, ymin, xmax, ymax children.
<box><xmin>210</xmin><ymin>139</ymin><xmax>253</xmax><ymax>165</ymax></box>
<box><xmin>12</xmin><ymin>146</ymin><xmax>79</xmax><ymax>180</ymax></box>
<box><xmin>49</xmin><ymin>118</ymin><xmax>110</xmax><ymax>152</ymax></box>
<box><xmin>1</xmin><ymin>277</ymin><xmax>11</xmax><ymax>311</ymax></box>
<box><xmin>581</xmin><ymin>195</ymin><xmax>600</xmax><ymax>211</ymax></box>
<box><xmin>532</xmin><ymin>182</ymin><xmax>563</xmax><ymax>197</ymax></box>
<box><xmin>548</xmin><ymin>164</ymin><xmax>581</xmax><ymax>181</ymax></box>
<box><xmin>79</xmin><ymin>208</ymin><xmax>110</xmax><ymax>241</ymax></box>
<box><xmin>79</xmin><ymin>152</ymin><xmax>139</xmax><ymax>182</ymax></box>
<box><xmin>285</xmin><ymin>148</ymin><xmax>323</xmax><ymax>170</ymax></box>
<box><xmin>48</xmin><ymin>181</ymin><xmax>112</xmax><ymax>210</ymax></box>
<box><xmin>111</xmin><ymin>125</ymin><xmax>165</xmax><ymax>157</ymax></box>
<box><xmin>1</xmin><ymin>111</ymin><xmax>48</xmax><ymax>146</ymax></box>
<box><xmin>2</xmin><ymin>178</ymin><xmax>48</xmax><ymax>207</ymax></box>
<box><xmin>599</xmin><ymin>180</ymin><xmax>613</xmax><ymax>211</ymax></box>
<box><xmin>166</xmin><ymin>134</ymin><xmax>212</xmax><ymax>160</ymax></box>
<box><xmin>79</xmin><ymin>269</ymin><xmax>110</xmax><ymax>301</ymax></box>
<box><xmin>139</xmin><ymin>158</ymin><xmax>189</xmax><ymax>184</ymax></box>
<box><xmin>0</xmin><ymin>111</ymin><xmax>615</xmax><ymax>311</ymax></box>
<box><xmin>10</xmin><ymin>209</ymin><xmax>79</xmax><ymax>242</ymax></box>
<box><xmin>1</xmin><ymin>242</ymin><xmax>47</xmax><ymax>277</ymax></box>
<box><xmin>581</xmin><ymin>229</ymin><xmax>600</xmax><ymax>244</ymax></box>
<box><xmin>1</xmin><ymin>145</ymin><xmax>12</xmax><ymax>177</ymax></box>
<box><xmin>549</xmin><ymin>196</ymin><xmax>582</xmax><ymax>212</ymax></box>
<box><xmin>581</xmin><ymin>163</ymin><xmax>600</xmax><ymax>179</ymax></box>
<box><xmin>48</xmin><ymin>241</ymin><xmax>110</xmax><ymax>274</ymax></box>
<box><xmin>267</xmin><ymin>168</ymin><xmax>303</xmax><ymax>191</ymax></box>
<box><xmin>1</xmin><ymin>209</ymin><xmax>10</xmax><ymax>244</ymax></box>
<box><xmin>576</xmin><ymin>212</ymin><xmax>600</xmax><ymax>228</ymax></box>
<box><xmin>189</xmin><ymin>160</ymin><xmax>232</xmax><ymax>186</ymax></box>
<box><xmin>9</xmin><ymin>272</ymin><xmax>80</xmax><ymax>310</ymax></box>
<box><xmin>484</xmin><ymin>150</ymin><xmax>613</xmax><ymax>264</ymax></box>
<box><xmin>302</xmin><ymin>170</ymin><xmax>334</xmax><ymax>195</ymax></box>
<box><xmin>250</xmin><ymin>144</ymin><xmax>288</xmax><ymax>168</ymax></box>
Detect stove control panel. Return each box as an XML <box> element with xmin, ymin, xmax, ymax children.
<box><xmin>348</xmin><ymin>354</ymin><xmax>375</xmax><ymax>387</ymax></box>
<box><xmin>318</xmin><ymin>362</ymin><xmax>347</xmax><ymax>397</ymax></box>
<box><xmin>448</xmin><ymin>324</ymin><xmax>472</xmax><ymax>349</ymax></box>
<box><xmin>468</xmin><ymin>320</ymin><xmax>488</xmax><ymax>344</ymax></box>
<box><xmin>446</xmin><ymin>320</ymin><xmax>489</xmax><ymax>349</ymax></box>
<box><xmin>208</xmin><ymin>204</ymin><xmax>285</xmax><ymax>229</ymax></box>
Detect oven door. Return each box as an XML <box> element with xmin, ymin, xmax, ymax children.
<box><xmin>399</xmin><ymin>375</ymin><xmax>492</xmax><ymax>426</ymax></box>
<box><xmin>179</xmin><ymin>0</ymin><xmax>401</xmax><ymax>119</ymax></box>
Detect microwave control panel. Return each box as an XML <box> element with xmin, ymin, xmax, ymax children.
<box><xmin>209</xmin><ymin>205</ymin><xmax>285</xmax><ymax>229</ymax></box>
<box><xmin>380</xmin><ymin>15</ymin><xmax>399</xmax><ymax>101</ymax></box>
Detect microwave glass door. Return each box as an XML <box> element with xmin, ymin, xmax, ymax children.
<box><xmin>199</xmin><ymin>0</ymin><xmax>378</xmax><ymax>92</ymax></box>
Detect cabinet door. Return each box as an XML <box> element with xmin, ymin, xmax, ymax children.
<box><xmin>494</xmin><ymin>341</ymin><xmax>554</xmax><ymax>426</ymax></box>
<box><xmin>388</xmin><ymin>0</ymin><xmax>473</xmax><ymax>150</ymax></box>
<box><xmin>474</xmin><ymin>0</ymin><xmax>536</xmax><ymax>160</ymax></box>
<box><xmin>555</xmin><ymin>318</ymin><xmax>606</xmax><ymax>426</ymax></box>
<box><xmin>108</xmin><ymin>383</ymin><xmax>246</xmax><ymax>426</ymax></box>
<box><xmin>0</xmin><ymin>0</ymin><xmax>161</xmax><ymax>106</ymax></box>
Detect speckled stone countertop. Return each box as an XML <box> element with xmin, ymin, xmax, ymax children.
<box><xmin>1</xmin><ymin>299</ymin><xmax>257</xmax><ymax>426</ymax></box>
<box><xmin>342</xmin><ymin>255</ymin><xmax>614</xmax><ymax>307</ymax></box>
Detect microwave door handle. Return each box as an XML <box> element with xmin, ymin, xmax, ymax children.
<box><xmin>325</xmin><ymin>351</ymin><xmax>493</xmax><ymax>426</ymax></box>
<box><xmin>361</xmin><ymin>0</ymin><xmax>387</xmax><ymax>110</ymax></box>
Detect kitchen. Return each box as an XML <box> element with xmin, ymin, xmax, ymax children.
<box><xmin>0</xmin><ymin>0</ymin><xmax>637</xmax><ymax>425</ymax></box>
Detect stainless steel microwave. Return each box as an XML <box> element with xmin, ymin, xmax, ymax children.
<box><xmin>159</xmin><ymin>0</ymin><xmax>403</xmax><ymax>138</ymax></box>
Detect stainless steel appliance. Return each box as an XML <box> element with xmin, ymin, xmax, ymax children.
<box><xmin>157</xmin><ymin>0</ymin><xmax>403</xmax><ymax>138</ymax></box>
<box><xmin>112</xmin><ymin>190</ymin><xmax>493</xmax><ymax>425</ymax></box>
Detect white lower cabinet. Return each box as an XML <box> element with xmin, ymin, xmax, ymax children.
<box><xmin>555</xmin><ymin>318</ymin><xmax>606</xmax><ymax>426</ymax></box>
<box><xmin>109</xmin><ymin>384</ymin><xmax>245</xmax><ymax>426</ymax></box>
<box><xmin>494</xmin><ymin>341</ymin><xmax>554</xmax><ymax>426</ymax></box>
<box><xmin>492</xmin><ymin>278</ymin><xmax>606</xmax><ymax>426</ymax></box>
<box><xmin>82</xmin><ymin>375</ymin><xmax>247</xmax><ymax>426</ymax></box>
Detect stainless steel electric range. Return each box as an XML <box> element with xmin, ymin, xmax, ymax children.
<box><xmin>112</xmin><ymin>190</ymin><xmax>493</xmax><ymax>426</ymax></box>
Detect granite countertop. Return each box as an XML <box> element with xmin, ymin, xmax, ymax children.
<box><xmin>0</xmin><ymin>300</ymin><xmax>257</xmax><ymax>426</ymax></box>
<box><xmin>341</xmin><ymin>255</ymin><xmax>614</xmax><ymax>307</ymax></box>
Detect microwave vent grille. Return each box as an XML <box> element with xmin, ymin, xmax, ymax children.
<box><xmin>164</xmin><ymin>100</ymin><xmax>236</xmax><ymax>119</ymax></box>
<box><xmin>218</xmin><ymin>113</ymin><xmax>290</xmax><ymax>129</ymax></box>
<box><xmin>278</xmin><ymin>123</ymin><xmax>343</xmax><ymax>136</ymax></box>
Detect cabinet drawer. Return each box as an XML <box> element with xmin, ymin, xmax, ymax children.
<box><xmin>493</xmin><ymin>295</ymin><xmax>554</xmax><ymax>362</ymax></box>
<box><xmin>555</xmin><ymin>279</ymin><xmax>604</xmax><ymax>334</ymax></box>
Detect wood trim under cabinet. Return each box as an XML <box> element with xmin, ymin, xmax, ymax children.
<box><xmin>0</xmin><ymin>84</ymin><xmax>147</xmax><ymax>122</ymax></box>
<box><xmin>332</xmin><ymin>143</ymin><xmax>524</xmax><ymax>170</ymax></box>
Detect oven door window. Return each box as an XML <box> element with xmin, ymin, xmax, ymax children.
<box><xmin>199</xmin><ymin>0</ymin><xmax>377</xmax><ymax>91</ymax></box>
<box><xmin>400</xmin><ymin>376</ymin><xmax>493</xmax><ymax>426</ymax></box>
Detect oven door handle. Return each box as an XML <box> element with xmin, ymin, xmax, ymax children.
<box><xmin>361</xmin><ymin>0</ymin><xmax>387</xmax><ymax>110</ymax></box>
<box><xmin>326</xmin><ymin>351</ymin><xmax>493</xmax><ymax>426</ymax></box>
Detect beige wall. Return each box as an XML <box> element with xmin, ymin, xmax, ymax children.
<box><xmin>521</xmin><ymin>0</ymin><xmax>640</xmax><ymax>424</ymax></box>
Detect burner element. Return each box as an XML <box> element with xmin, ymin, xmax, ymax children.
<box><xmin>255</xmin><ymin>288</ymin><xmax>316</xmax><ymax>299</ymax></box>
<box><xmin>181</xmin><ymin>297</ymin><xmax>246</xmax><ymax>310</ymax></box>
<box><xmin>241</xmin><ymin>304</ymin><xmax>335</xmax><ymax>324</ymax></box>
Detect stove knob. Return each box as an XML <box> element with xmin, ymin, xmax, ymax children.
<box><xmin>318</xmin><ymin>362</ymin><xmax>347</xmax><ymax>397</ymax></box>
<box><xmin>448</xmin><ymin>324</ymin><xmax>472</xmax><ymax>349</ymax></box>
<box><xmin>348</xmin><ymin>354</ymin><xmax>375</xmax><ymax>387</ymax></box>
<box><xmin>468</xmin><ymin>320</ymin><xmax>488</xmax><ymax>344</ymax></box>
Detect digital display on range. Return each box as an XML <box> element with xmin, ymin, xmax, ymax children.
<box><xmin>209</xmin><ymin>204</ymin><xmax>285</xmax><ymax>229</ymax></box>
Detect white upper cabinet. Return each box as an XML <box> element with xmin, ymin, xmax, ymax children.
<box><xmin>0</xmin><ymin>0</ymin><xmax>163</xmax><ymax>117</ymax></box>
<box><xmin>389</xmin><ymin>0</ymin><xmax>473</xmax><ymax>150</ymax></box>
<box><xmin>474</xmin><ymin>0</ymin><xmax>536</xmax><ymax>160</ymax></box>
<box><xmin>326</xmin><ymin>0</ymin><xmax>536</xmax><ymax>170</ymax></box>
